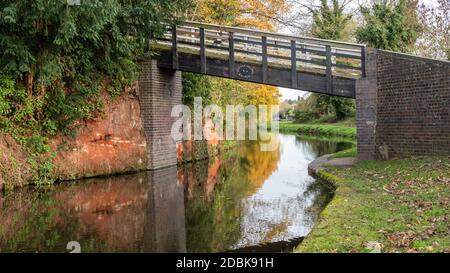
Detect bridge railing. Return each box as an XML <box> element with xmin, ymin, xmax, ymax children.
<box><xmin>154</xmin><ymin>22</ymin><xmax>366</xmax><ymax>88</ymax></box>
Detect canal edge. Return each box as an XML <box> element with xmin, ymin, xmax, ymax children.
<box><xmin>297</xmin><ymin>154</ymin><xmax>358</xmax><ymax>252</ymax></box>
<box><xmin>308</xmin><ymin>154</ymin><xmax>357</xmax><ymax>187</ymax></box>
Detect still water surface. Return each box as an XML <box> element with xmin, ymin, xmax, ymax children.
<box><xmin>0</xmin><ymin>133</ymin><xmax>352</xmax><ymax>253</ymax></box>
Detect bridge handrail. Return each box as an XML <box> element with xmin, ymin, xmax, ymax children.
<box><xmin>154</xmin><ymin>21</ymin><xmax>367</xmax><ymax>83</ymax></box>
<box><xmin>183</xmin><ymin>21</ymin><xmax>366</xmax><ymax>52</ymax></box>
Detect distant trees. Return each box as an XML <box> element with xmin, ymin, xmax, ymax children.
<box><xmin>279</xmin><ymin>101</ymin><xmax>296</xmax><ymax>120</ymax></box>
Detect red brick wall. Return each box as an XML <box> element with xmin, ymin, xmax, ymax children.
<box><xmin>137</xmin><ymin>58</ymin><xmax>182</xmax><ymax>169</ymax></box>
<box><xmin>357</xmin><ymin>49</ymin><xmax>450</xmax><ymax>159</ymax></box>
<box><xmin>356</xmin><ymin>48</ymin><xmax>378</xmax><ymax>160</ymax></box>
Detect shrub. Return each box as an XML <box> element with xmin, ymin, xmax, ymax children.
<box><xmin>294</xmin><ymin>111</ymin><xmax>318</xmax><ymax>123</ymax></box>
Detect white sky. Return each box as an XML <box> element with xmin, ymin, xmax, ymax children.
<box><xmin>279</xmin><ymin>0</ymin><xmax>439</xmax><ymax>101</ymax></box>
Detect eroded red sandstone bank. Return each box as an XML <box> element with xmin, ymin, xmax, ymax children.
<box><xmin>0</xmin><ymin>90</ymin><xmax>221</xmax><ymax>189</ymax></box>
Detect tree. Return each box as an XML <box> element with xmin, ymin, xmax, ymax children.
<box><xmin>307</xmin><ymin>0</ymin><xmax>356</xmax><ymax>121</ymax></box>
<box><xmin>182</xmin><ymin>72</ymin><xmax>212</xmax><ymax>107</ymax></box>
<box><xmin>311</xmin><ymin>0</ymin><xmax>353</xmax><ymax>40</ymax></box>
<box><xmin>0</xmin><ymin>0</ymin><xmax>190</xmax><ymax>133</ymax></box>
<box><xmin>279</xmin><ymin>101</ymin><xmax>296</xmax><ymax>120</ymax></box>
<box><xmin>242</xmin><ymin>83</ymin><xmax>281</xmax><ymax>107</ymax></box>
<box><xmin>416</xmin><ymin>0</ymin><xmax>450</xmax><ymax>60</ymax></box>
<box><xmin>0</xmin><ymin>0</ymin><xmax>190</xmax><ymax>183</ymax></box>
<box><xmin>183</xmin><ymin>0</ymin><xmax>284</xmax><ymax>111</ymax></box>
<box><xmin>356</xmin><ymin>0</ymin><xmax>422</xmax><ymax>52</ymax></box>
<box><xmin>316</xmin><ymin>95</ymin><xmax>355</xmax><ymax>121</ymax></box>
<box><xmin>191</xmin><ymin>0</ymin><xmax>290</xmax><ymax>31</ymax></box>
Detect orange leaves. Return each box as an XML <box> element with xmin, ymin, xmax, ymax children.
<box><xmin>192</xmin><ymin>0</ymin><xmax>290</xmax><ymax>31</ymax></box>
<box><xmin>235</xmin><ymin>0</ymin><xmax>290</xmax><ymax>31</ymax></box>
<box><xmin>242</xmin><ymin>83</ymin><xmax>281</xmax><ymax>106</ymax></box>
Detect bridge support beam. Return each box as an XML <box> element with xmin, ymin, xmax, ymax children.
<box><xmin>356</xmin><ymin>48</ymin><xmax>450</xmax><ymax>160</ymax></box>
<box><xmin>137</xmin><ymin>58</ymin><xmax>182</xmax><ymax>170</ymax></box>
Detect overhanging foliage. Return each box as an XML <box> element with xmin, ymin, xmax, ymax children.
<box><xmin>0</xmin><ymin>0</ymin><xmax>189</xmax><ymax>133</ymax></box>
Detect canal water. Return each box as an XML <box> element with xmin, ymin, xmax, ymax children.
<box><xmin>0</xmin><ymin>133</ymin><xmax>353</xmax><ymax>253</ymax></box>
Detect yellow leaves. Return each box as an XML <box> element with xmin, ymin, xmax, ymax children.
<box><xmin>235</xmin><ymin>0</ymin><xmax>290</xmax><ymax>31</ymax></box>
<box><xmin>208</xmin><ymin>79</ymin><xmax>280</xmax><ymax>108</ymax></box>
<box><xmin>195</xmin><ymin>0</ymin><xmax>241</xmax><ymax>24</ymax></box>
<box><xmin>241</xmin><ymin>140</ymin><xmax>281</xmax><ymax>191</ymax></box>
<box><xmin>190</xmin><ymin>0</ymin><xmax>284</xmax><ymax>113</ymax></box>
<box><xmin>192</xmin><ymin>0</ymin><xmax>290</xmax><ymax>31</ymax></box>
<box><xmin>242</xmin><ymin>83</ymin><xmax>281</xmax><ymax>106</ymax></box>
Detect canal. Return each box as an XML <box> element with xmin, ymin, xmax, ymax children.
<box><xmin>0</xmin><ymin>133</ymin><xmax>353</xmax><ymax>253</ymax></box>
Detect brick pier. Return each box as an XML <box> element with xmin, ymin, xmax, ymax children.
<box><xmin>137</xmin><ymin>58</ymin><xmax>182</xmax><ymax>170</ymax></box>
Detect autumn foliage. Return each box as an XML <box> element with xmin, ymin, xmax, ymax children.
<box><xmin>182</xmin><ymin>0</ymin><xmax>285</xmax><ymax>109</ymax></box>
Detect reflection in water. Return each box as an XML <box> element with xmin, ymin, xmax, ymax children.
<box><xmin>0</xmin><ymin>169</ymin><xmax>185</xmax><ymax>253</ymax></box>
<box><xmin>233</xmin><ymin>135</ymin><xmax>325</xmax><ymax>249</ymax></box>
<box><xmin>0</xmin><ymin>134</ymin><xmax>353</xmax><ymax>253</ymax></box>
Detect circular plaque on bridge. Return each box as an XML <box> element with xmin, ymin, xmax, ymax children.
<box><xmin>236</xmin><ymin>65</ymin><xmax>253</xmax><ymax>79</ymax></box>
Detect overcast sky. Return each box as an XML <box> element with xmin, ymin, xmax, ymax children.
<box><xmin>279</xmin><ymin>0</ymin><xmax>439</xmax><ymax>101</ymax></box>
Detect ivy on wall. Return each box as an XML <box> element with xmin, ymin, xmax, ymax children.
<box><xmin>0</xmin><ymin>0</ymin><xmax>190</xmax><ymax>183</ymax></box>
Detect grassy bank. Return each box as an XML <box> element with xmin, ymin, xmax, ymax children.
<box><xmin>276</xmin><ymin>120</ymin><xmax>356</xmax><ymax>139</ymax></box>
<box><xmin>297</xmin><ymin>156</ymin><xmax>450</xmax><ymax>253</ymax></box>
<box><xmin>330</xmin><ymin>147</ymin><xmax>358</xmax><ymax>159</ymax></box>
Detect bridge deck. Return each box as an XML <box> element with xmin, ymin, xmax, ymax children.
<box><xmin>153</xmin><ymin>22</ymin><xmax>366</xmax><ymax>98</ymax></box>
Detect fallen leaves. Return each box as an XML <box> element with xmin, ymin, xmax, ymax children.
<box><xmin>364</xmin><ymin>241</ymin><xmax>383</xmax><ymax>253</ymax></box>
<box><xmin>385</xmin><ymin>230</ymin><xmax>417</xmax><ymax>248</ymax></box>
<box><xmin>384</xmin><ymin>225</ymin><xmax>448</xmax><ymax>253</ymax></box>
<box><xmin>330</xmin><ymin>157</ymin><xmax>450</xmax><ymax>253</ymax></box>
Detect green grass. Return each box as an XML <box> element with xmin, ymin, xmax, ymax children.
<box><xmin>296</xmin><ymin>156</ymin><xmax>450</xmax><ymax>253</ymax></box>
<box><xmin>330</xmin><ymin>147</ymin><xmax>358</xmax><ymax>159</ymax></box>
<box><xmin>295</xmin><ymin>134</ymin><xmax>356</xmax><ymax>145</ymax></box>
<box><xmin>309</xmin><ymin>116</ymin><xmax>355</xmax><ymax>127</ymax></box>
<box><xmin>276</xmin><ymin>120</ymin><xmax>356</xmax><ymax>139</ymax></box>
